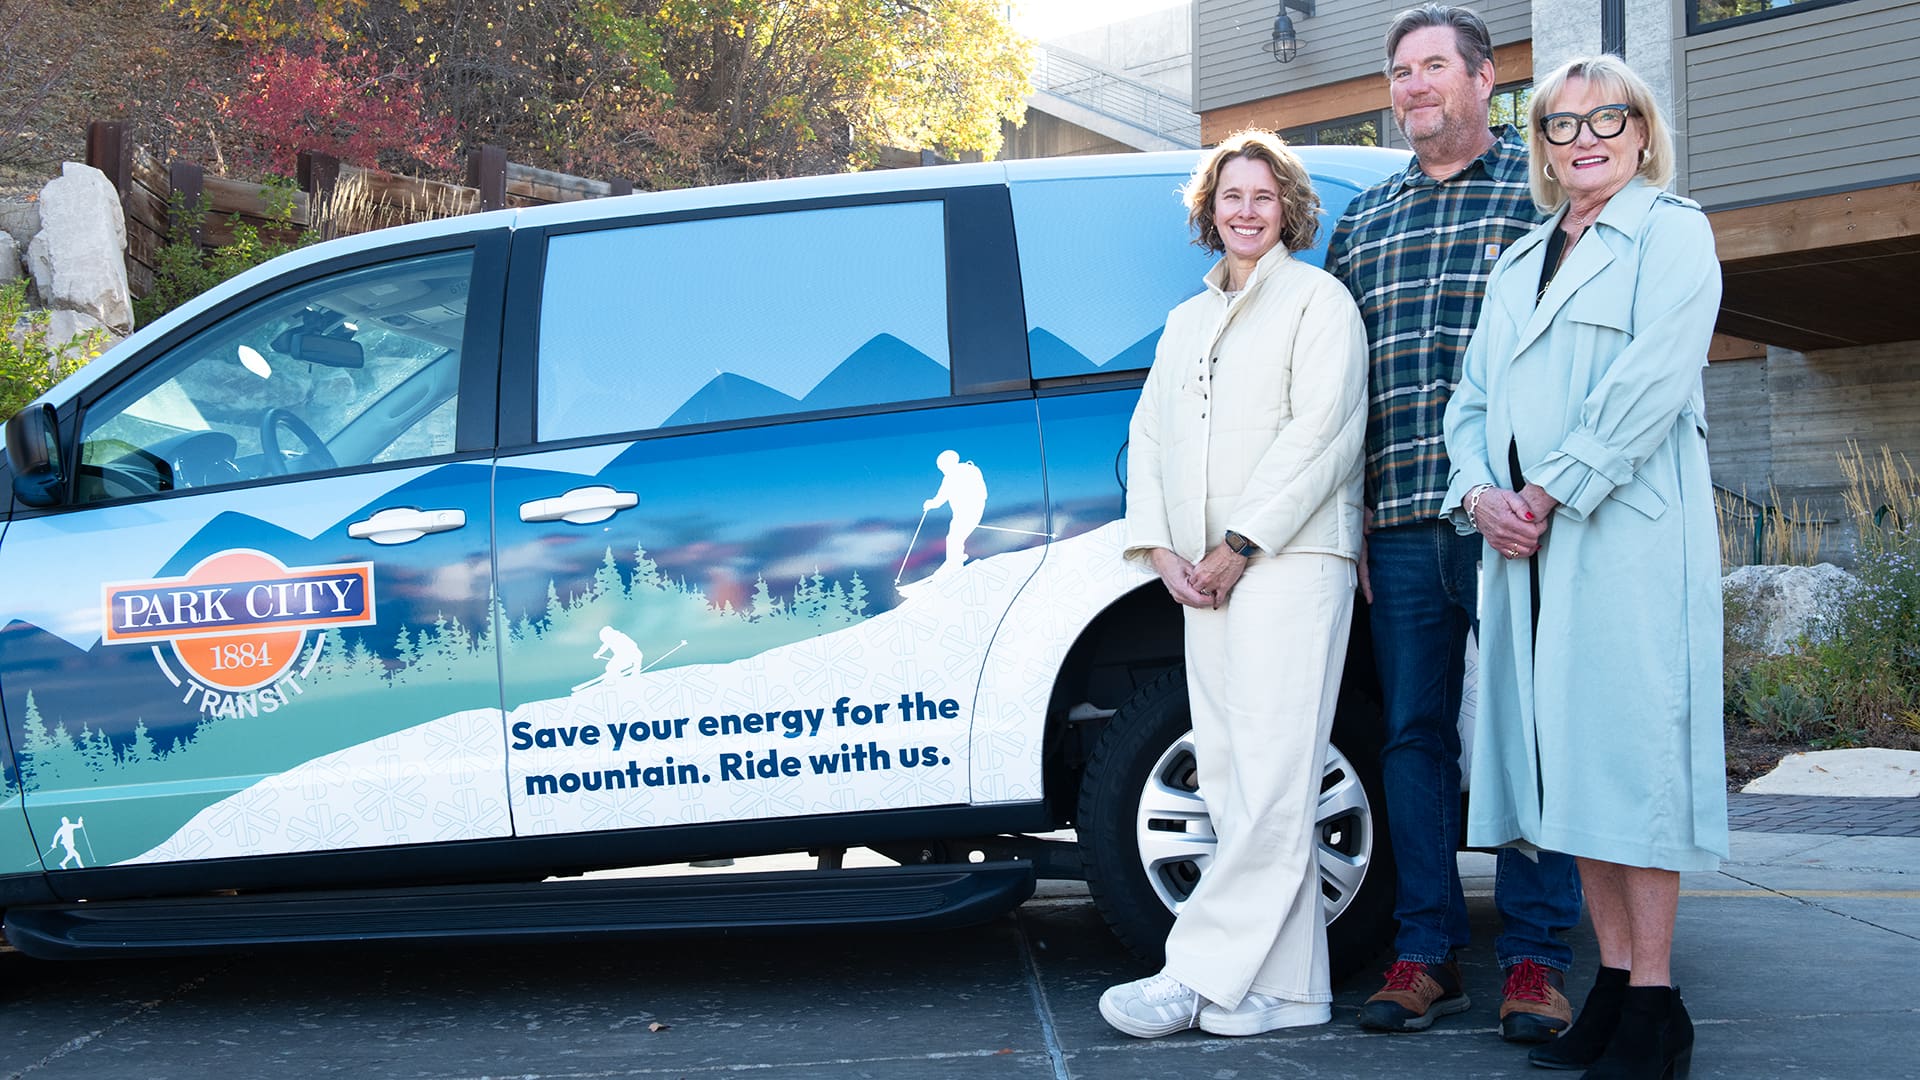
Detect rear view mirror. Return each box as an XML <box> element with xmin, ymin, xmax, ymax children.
<box><xmin>288</xmin><ymin>332</ymin><xmax>365</xmax><ymax>369</ymax></box>
<box><xmin>6</xmin><ymin>403</ymin><xmax>67</xmax><ymax>507</ymax></box>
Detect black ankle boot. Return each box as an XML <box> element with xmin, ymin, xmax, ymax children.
<box><xmin>1579</xmin><ymin>985</ymin><xmax>1693</xmax><ymax>1080</ymax></box>
<box><xmin>1529</xmin><ymin>966</ymin><xmax>1628</xmax><ymax>1070</ymax></box>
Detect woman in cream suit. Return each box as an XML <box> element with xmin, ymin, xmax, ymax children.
<box><xmin>1103</xmin><ymin>130</ymin><xmax>1369</xmax><ymax>1040</ymax></box>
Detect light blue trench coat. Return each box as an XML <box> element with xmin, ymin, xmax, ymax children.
<box><xmin>1442</xmin><ymin>178</ymin><xmax>1730</xmax><ymax>871</ymax></box>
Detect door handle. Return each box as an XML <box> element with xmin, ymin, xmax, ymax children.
<box><xmin>519</xmin><ymin>485</ymin><xmax>639</xmax><ymax>525</ymax></box>
<box><xmin>348</xmin><ymin>506</ymin><xmax>468</xmax><ymax>545</ymax></box>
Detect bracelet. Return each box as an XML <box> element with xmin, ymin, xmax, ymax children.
<box><xmin>1464</xmin><ymin>484</ymin><xmax>1494</xmax><ymax>532</ymax></box>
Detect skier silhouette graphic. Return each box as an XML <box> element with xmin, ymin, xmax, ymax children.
<box><xmin>572</xmin><ymin>627</ymin><xmax>643</xmax><ymax>693</ymax></box>
<box><xmin>46</xmin><ymin>815</ymin><xmax>87</xmax><ymax>869</ymax></box>
<box><xmin>922</xmin><ymin>450</ymin><xmax>987</xmax><ymax>574</ymax></box>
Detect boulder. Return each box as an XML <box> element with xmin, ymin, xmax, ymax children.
<box><xmin>45</xmin><ymin>309</ymin><xmax>117</xmax><ymax>356</ymax></box>
<box><xmin>0</xmin><ymin>198</ymin><xmax>39</xmax><ymax>252</ymax></box>
<box><xmin>1722</xmin><ymin>563</ymin><xmax>1858</xmax><ymax>655</ymax></box>
<box><xmin>0</xmin><ymin>229</ymin><xmax>18</xmax><ymax>286</ymax></box>
<box><xmin>25</xmin><ymin>163</ymin><xmax>132</xmax><ymax>334</ymax></box>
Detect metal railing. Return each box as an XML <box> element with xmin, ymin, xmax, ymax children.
<box><xmin>1031</xmin><ymin>46</ymin><xmax>1200</xmax><ymax>149</ymax></box>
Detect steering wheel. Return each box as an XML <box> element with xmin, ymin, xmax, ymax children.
<box><xmin>260</xmin><ymin>408</ymin><xmax>338</xmax><ymax>475</ymax></box>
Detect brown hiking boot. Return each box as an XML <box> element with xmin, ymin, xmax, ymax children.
<box><xmin>1356</xmin><ymin>958</ymin><xmax>1470</xmax><ymax>1032</ymax></box>
<box><xmin>1499</xmin><ymin>959</ymin><xmax>1573</xmax><ymax>1043</ymax></box>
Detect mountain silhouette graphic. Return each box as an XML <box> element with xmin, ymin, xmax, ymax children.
<box><xmin>802</xmin><ymin>334</ymin><xmax>948</xmax><ymax>410</ymax></box>
<box><xmin>662</xmin><ymin>372</ymin><xmax>800</xmax><ymax>428</ymax></box>
<box><xmin>1028</xmin><ymin>326</ymin><xmax>1163</xmax><ymax>376</ymax></box>
<box><xmin>1027</xmin><ymin>328</ymin><xmax>1093</xmax><ymax>377</ymax></box>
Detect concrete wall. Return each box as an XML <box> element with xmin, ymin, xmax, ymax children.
<box><xmin>999</xmin><ymin>112</ymin><xmax>1137</xmax><ymax>159</ymax></box>
<box><xmin>1529</xmin><ymin>0</ymin><xmax>1676</xmax><ymax>131</ymax></box>
<box><xmin>1041</xmin><ymin>2</ymin><xmax>1195</xmax><ymax>99</ymax></box>
<box><xmin>1704</xmin><ymin>340</ymin><xmax>1920</xmax><ymax>562</ymax></box>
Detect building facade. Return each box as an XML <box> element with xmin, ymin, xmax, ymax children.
<box><xmin>1192</xmin><ymin>0</ymin><xmax>1920</xmax><ymax>558</ymax></box>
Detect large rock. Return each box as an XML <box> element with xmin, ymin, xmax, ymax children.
<box><xmin>1723</xmin><ymin>563</ymin><xmax>1858</xmax><ymax>654</ymax></box>
<box><xmin>0</xmin><ymin>229</ymin><xmax>18</xmax><ymax>286</ymax></box>
<box><xmin>0</xmin><ymin>198</ymin><xmax>39</xmax><ymax>252</ymax></box>
<box><xmin>25</xmin><ymin>163</ymin><xmax>132</xmax><ymax>334</ymax></box>
<box><xmin>45</xmin><ymin>309</ymin><xmax>117</xmax><ymax>355</ymax></box>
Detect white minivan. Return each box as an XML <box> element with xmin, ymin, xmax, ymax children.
<box><xmin>0</xmin><ymin>147</ymin><xmax>1410</xmax><ymax>973</ymax></box>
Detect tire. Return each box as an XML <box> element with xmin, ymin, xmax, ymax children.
<box><xmin>1077</xmin><ymin>665</ymin><xmax>1395</xmax><ymax>982</ymax></box>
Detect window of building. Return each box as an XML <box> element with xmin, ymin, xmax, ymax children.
<box><xmin>1278</xmin><ymin>113</ymin><xmax>1382</xmax><ymax>148</ymax></box>
<box><xmin>535</xmin><ymin>201</ymin><xmax>951</xmax><ymax>440</ymax></box>
<box><xmin>1690</xmin><ymin>0</ymin><xmax>1860</xmax><ymax>33</ymax></box>
<box><xmin>1490</xmin><ymin>83</ymin><xmax>1533</xmax><ymax>139</ymax></box>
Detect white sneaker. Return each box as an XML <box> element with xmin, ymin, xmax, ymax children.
<box><xmin>1198</xmin><ymin>993</ymin><xmax>1333</xmax><ymax>1036</ymax></box>
<box><xmin>1098</xmin><ymin>972</ymin><xmax>1206</xmax><ymax>1038</ymax></box>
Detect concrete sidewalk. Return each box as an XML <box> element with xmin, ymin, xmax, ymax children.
<box><xmin>1023</xmin><ymin>822</ymin><xmax>1920</xmax><ymax>1079</ymax></box>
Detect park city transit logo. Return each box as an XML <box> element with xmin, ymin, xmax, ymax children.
<box><xmin>101</xmin><ymin>549</ymin><xmax>376</xmax><ymax>717</ymax></box>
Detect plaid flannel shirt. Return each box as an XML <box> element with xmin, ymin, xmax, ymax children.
<box><xmin>1326</xmin><ymin>127</ymin><xmax>1543</xmax><ymax>529</ymax></box>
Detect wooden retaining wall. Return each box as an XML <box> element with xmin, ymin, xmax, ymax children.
<box><xmin>84</xmin><ymin>121</ymin><xmax>635</xmax><ymax>300</ymax></box>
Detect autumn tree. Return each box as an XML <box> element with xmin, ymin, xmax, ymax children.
<box><xmin>168</xmin><ymin>0</ymin><xmax>1031</xmax><ymax>185</ymax></box>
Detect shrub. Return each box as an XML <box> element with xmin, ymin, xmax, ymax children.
<box><xmin>214</xmin><ymin>44</ymin><xmax>458</xmax><ymax>178</ymax></box>
<box><xmin>0</xmin><ymin>280</ymin><xmax>108</xmax><ymax>423</ymax></box>
<box><xmin>133</xmin><ymin>185</ymin><xmax>307</xmax><ymax>327</ymax></box>
<box><xmin>1724</xmin><ymin>445</ymin><xmax>1920</xmax><ymax>751</ymax></box>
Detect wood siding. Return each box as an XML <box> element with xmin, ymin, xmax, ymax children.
<box><xmin>1196</xmin><ymin>0</ymin><xmax>1531</xmax><ymax>115</ymax></box>
<box><xmin>1677</xmin><ymin>0</ymin><xmax>1920</xmax><ymax>209</ymax></box>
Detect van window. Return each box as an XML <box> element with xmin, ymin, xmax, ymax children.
<box><xmin>1010</xmin><ymin>175</ymin><xmax>1215</xmax><ymax>379</ymax></box>
<box><xmin>74</xmin><ymin>250</ymin><xmax>475</xmax><ymax>503</ymax></box>
<box><xmin>535</xmin><ymin>201</ymin><xmax>951</xmax><ymax>440</ymax></box>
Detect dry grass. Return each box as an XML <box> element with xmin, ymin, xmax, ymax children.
<box><xmin>1839</xmin><ymin>440</ymin><xmax>1920</xmax><ymax>557</ymax></box>
<box><xmin>1717</xmin><ymin>484</ymin><xmax>1829</xmax><ymax>568</ymax></box>
<box><xmin>307</xmin><ymin>170</ymin><xmax>478</xmax><ymax>241</ymax></box>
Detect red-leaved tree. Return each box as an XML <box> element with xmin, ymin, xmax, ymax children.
<box><xmin>215</xmin><ymin>44</ymin><xmax>459</xmax><ymax>177</ymax></box>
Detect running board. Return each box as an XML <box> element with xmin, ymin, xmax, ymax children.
<box><xmin>3</xmin><ymin>862</ymin><xmax>1037</xmax><ymax>959</ymax></box>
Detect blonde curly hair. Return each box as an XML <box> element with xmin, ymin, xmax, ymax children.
<box><xmin>1183</xmin><ymin>130</ymin><xmax>1321</xmax><ymax>255</ymax></box>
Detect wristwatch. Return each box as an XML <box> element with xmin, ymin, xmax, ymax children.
<box><xmin>1223</xmin><ymin>530</ymin><xmax>1257</xmax><ymax>557</ymax></box>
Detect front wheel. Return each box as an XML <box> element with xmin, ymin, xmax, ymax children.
<box><xmin>1077</xmin><ymin>666</ymin><xmax>1394</xmax><ymax>982</ymax></box>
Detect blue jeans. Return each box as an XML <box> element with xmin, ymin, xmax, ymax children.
<box><xmin>1367</xmin><ymin>520</ymin><xmax>1581</xmax><ymax>971</ymax></box>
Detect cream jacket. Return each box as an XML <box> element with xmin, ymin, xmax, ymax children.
<box><xmin>1124</xmin><ymin>243</ymin><xmax>1369</xmax><ymax>565</ymax></box>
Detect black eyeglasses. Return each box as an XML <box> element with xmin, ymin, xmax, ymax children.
<box><xmin>1539</xmin><ymin>104</ymin><xmax>1634</xmax><ymax>145</ymax></box>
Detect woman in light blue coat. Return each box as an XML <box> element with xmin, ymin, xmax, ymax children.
<box><xmin>1442</xmin><ymin>56</ymin><xmax>1726</xmax><ymax>1080</ymax></box>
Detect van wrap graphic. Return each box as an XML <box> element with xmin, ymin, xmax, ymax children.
<box><xmin>121</xmin><ymin>522</ymin><xmax>1146</xmax><ymax>862</ymax></box>
<box><xmin>0</xmin><ymin>464</ymin><xmax>503</xmax><ymax>867</ymax></box>
<box><xmin>102</xmin><ymin>550</ymin><xmax>376</xmax><ymax>693</ymax></box>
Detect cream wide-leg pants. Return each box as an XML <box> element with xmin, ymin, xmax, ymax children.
<box><xmin>1160</xmin><ymin>551</ymin><xmax>1355</xmax><ymax>1010</ymax></box>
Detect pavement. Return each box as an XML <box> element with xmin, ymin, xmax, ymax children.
<box><xmin>1</xmin><ymin>752</ymin><xmax>1914</xmax><ymax>1079</ymax></box>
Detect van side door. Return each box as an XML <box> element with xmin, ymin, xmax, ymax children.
<box><xmin>490</xmin><ymin>186</ymin><xmax>1050</xmax><ymax>842</ymax></box>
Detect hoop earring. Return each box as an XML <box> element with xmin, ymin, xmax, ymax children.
<box><xmin>1544</xmin><ymin>163</ymin><xmax>1556</xmax><ymax>182</ymax></box>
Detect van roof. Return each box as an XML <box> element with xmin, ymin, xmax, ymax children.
<box><xmin>46</xmin><ymin>146</ymin><xmax>1411</xmax><ymax>405</ymax></box>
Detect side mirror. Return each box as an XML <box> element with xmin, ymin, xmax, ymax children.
<box><xmin>5</xmin><ymin>403</ymin><xmax>67</xmax><ymax>507</ymax></box>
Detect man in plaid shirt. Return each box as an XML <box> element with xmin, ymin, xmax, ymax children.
<box><xmin>1325</xmin><ymin>3</ymin><xmax>1582</xmax><ymax>1042</ymax></box>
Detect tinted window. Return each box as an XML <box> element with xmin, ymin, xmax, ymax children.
<box><xmin>1010</xmin><ymin>174</ymin><xmax>1214</xmax><ymax>379</ymax></box>
<box><xmin>536</xmin><ymin>201</ymin><xmax>951</xmax><ymax>440</ymax></box>
<box><xmin>76</xmin><ymin>250</ymin><xmax>474</xmax><ymax>503</ymax></box>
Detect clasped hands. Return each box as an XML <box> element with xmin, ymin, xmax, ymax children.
<box><xmin>1473</xmin><ymin>483</ymin><xmax>1559</xmax><ymax>559</ymax></box>
<box><xmin>1149</xmin><ymin>544</ymin><xmax>1247</xmax><ymax>609</ymax></box>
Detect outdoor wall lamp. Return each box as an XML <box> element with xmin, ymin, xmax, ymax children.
<box><xmin>1266</xmin><ymin>0</ymin><xmax>1316</xmax><ymax>64</ymax></box>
